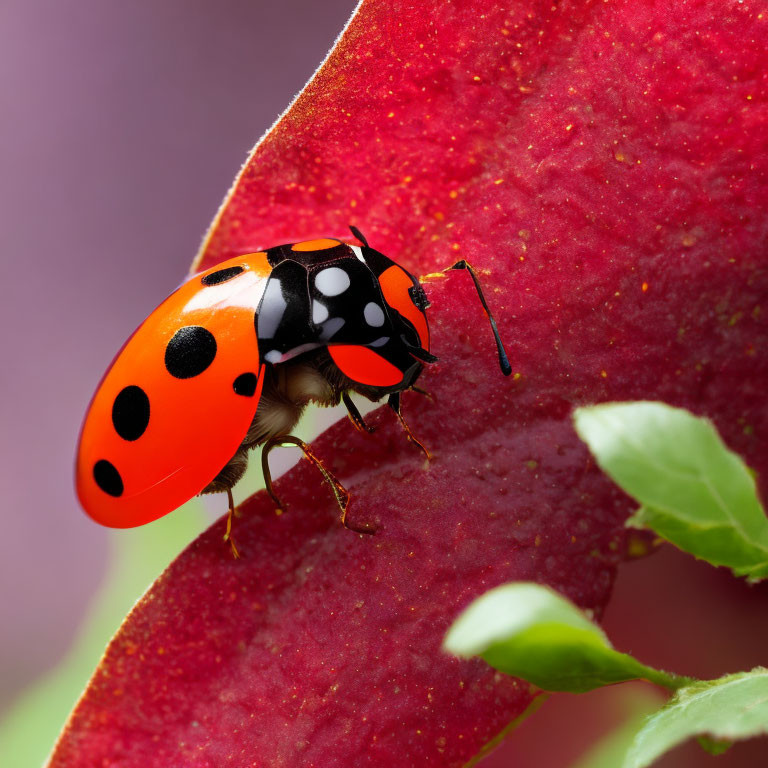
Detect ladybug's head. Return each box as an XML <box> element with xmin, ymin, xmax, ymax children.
<box><xmin>298</xmin><ymin>227</ymin><xmax>438</xmax><ymax>398</ymax></box>
<box><xmin>348</xmin><ymin>226</ymin><xmax>432</xmax><ymax>359</ymax></box>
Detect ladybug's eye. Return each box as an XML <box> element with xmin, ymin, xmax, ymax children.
<box><xmin>408</xmin><ymin>284</ymin><xmax>430</xmax><ymax>311</ymax></box>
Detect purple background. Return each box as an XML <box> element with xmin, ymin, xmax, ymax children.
<box><xmin>0</xmin><ymin>0</ymin><xmax>356</xmax><ymax>711</ymax></box>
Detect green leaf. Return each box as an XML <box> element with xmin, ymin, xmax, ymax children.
<box><xmin>443</xmin><ymin>583</ymin><xmax>686</xmax><ymax>693</ymax></box>
<box><xmin>624</xmin><ymin>669</ymin><xmax>768</xmax><ymax>768</ymax></box>
<box><xmin>573</xmin><ymin>402</ymin><xmax>768</xmax><ymax>581</ymax></box>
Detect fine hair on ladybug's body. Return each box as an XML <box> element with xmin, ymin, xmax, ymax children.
<box><xmin>76</xmin><ymin>227</ymin><xmax>510</xmax><ymax>557</ymax></box>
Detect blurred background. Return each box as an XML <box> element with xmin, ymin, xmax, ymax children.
<box><xmin>0</xmin><ymin>2</ymin><xmax>765</xmax><ymax>766</ymax></box>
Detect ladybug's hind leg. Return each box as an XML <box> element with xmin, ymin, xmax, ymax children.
<box><xmin>261</xmin><ymin>435</ymin><xmax>375</xmax><ymax>535</ymax></box>
<box><xmin>388</xmin><ymin>392</ymin><xmax>431</xmax><ymax>460</ymax></box>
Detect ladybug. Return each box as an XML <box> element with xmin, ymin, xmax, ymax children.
<box><xmin>76</xmin><ymin>228</ymin><xmax>510</xmax><ymax>556</ymax></box>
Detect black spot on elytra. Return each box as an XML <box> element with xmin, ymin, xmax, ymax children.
<box><xmin>201</xmin><ymin>265</ymin><xmax>244</xmax><ymax>286</ymax></box>
<box><xmin>112</xmin><ymin>385</ymin><xmax>150</xmax><ymax>440</ymax></box>
<box><xmin>93</xmin><ymin>460</ymin><xmax>123</xmax><ymax>497</ymax></box>
<box><xmin>233</xmin><ymin>372</ymin><xmax>258</xmax><ymax>397</ymax></box>
<box><xmin>165</xmin><ymin>326</ymin><xmax>217</xmax><ymax>379</ymax></box>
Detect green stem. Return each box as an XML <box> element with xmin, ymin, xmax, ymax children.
<box><xmin>639</xmin><ymin>663</ymin><xmax>696</xmax><ymax>692</ymax></box>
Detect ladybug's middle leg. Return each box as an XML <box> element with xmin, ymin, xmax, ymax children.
<box><xmin>223</xmin><ymin>487</ymin><xmax>241</xmax><ymax>559</ymax></box>
<box><xmin>342</xmin><ymin>392</ymin><xmax>375</xmax><ymax>434</ymax></box>
<box><xmin>261</xmin><ymin>435</ymin><xmax>375</xmax><ymax>535</ymax></box>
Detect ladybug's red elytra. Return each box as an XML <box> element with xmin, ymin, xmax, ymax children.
<box><xmin>76</xmin><ymin>228</ymin><xmax>510</xmax><ymax>556</ymax></box>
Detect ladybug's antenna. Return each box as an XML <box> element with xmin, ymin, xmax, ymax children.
<box><xmin>446</xmin><ymin>260</ymin><xmax>512</xmax><ymax>376</ymax></box>
<box><xmin>349</xmin><ymin>225</ymin><xmax>369</xmax><ymax>247</ymax></box>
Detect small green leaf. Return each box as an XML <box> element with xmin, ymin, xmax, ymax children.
<box><xmin>624</xmin><ymin>669</ymin><xmax>768</xmax><ymax>768</ymax></box>
<box><xmin>573</xmin><ymin>402</ymin><xmax>768</xmax><ymax>581</ymax></box>
<box><xmin>443</xmin><ymin>583</ymin><xmax>685</xmax><ymax>693</ymax></box>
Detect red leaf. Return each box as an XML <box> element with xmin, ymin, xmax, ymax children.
<box><xmin>52</xmin><ymin>1</ymin><xmax>768</xmax><ymax>766</ymax></box>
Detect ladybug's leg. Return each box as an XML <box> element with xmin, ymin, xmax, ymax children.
<box><xmin>410</xmin><ymin>384</ymin><xmax>435</xmax><ymax>402</ymax></box>
<box><xmin>261</xmin><ymin>437</ymin><xmax>286</xmax><ymax>512</ymax></box>
<box><xmin>443</xmin><ymin>260</ymin><xmax>512</xmax><ymax>377</ymax></box>
<box><xmin>223</xmin><ymin>487</ymin><xmax>241</xmax><ymax>559</ymax></box>
<box><xmin>342</xmin><ymin>392</ymin><xmax>375</xmax><ymax>434</ymax></box>
<box><xmin>388</xmin><ymin>392</ymin><xmax>431</xmax><ymax>460</ymax></box>
<box><xmin>261</xmin><ymin>435</ymin><xmax>375</xmax><ymax>535</ymax></box>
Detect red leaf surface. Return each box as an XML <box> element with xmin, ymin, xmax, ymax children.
<box><xmin>52</xmin><ymin>1</ymin><xmax>768</xmax><ymax>766</ymax></box>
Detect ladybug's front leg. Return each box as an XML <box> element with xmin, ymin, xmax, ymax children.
<box><xmin>261</xmin><ymin>435</ymin><xmax>375</xmax><ymax>535</ymax></box>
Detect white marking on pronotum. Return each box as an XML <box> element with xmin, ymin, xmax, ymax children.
<box><xmin>315</xmin><ymin>267</ymin><xmax>350</xmax><ymax>297</ymax></box>
<box><xmin>349</xmin><ymin>244</ymin><xmax>365</xmax><ymax>263</ymax></box>
<box><xmin>312</xmin><ymin>300</ymin><xmax>329</xmax><ymax>324</ymax></box>
<box><xmin>364</xmin><ymin>302</ymin><xmax>385</xmax><ymax>327</ymax></box>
